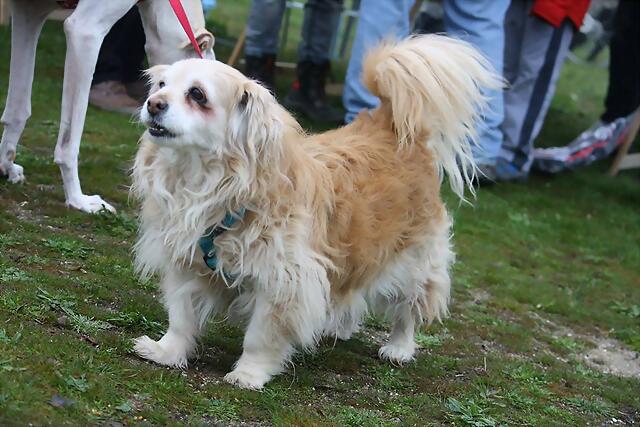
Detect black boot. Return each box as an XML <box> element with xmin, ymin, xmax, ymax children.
<box><xmin>284</xmin><ymin>60</ymin><xmax>344</xmax><ymax>125</ymax></box>
<box><xmin>244</xmin><ymin>54</ymin><xmax>276</xmax><ymax>92</ymax></box>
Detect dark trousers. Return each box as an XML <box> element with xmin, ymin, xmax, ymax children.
<box><xmin>602</xmin><ymin>0</ymin><xmax>640</xmax><ymax>123</ymax></box>
<box><xmin>93</xmin><ymin>7</ymin><xmax>146</xmax><ymax>85</ymax></box>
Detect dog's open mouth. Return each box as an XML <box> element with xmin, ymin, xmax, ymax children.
<box><xmin>148</xmin><ymin>122</ymin><xmax>176</xmax><ymax>138</ymax></box>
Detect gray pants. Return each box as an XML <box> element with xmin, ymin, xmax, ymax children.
<box><xmin>245</xmin><ymin>0</ymin><xmax>343</xmax><ymax>63</ymax></box>
<box><xmin>499</xmin><ymin>0</ymin><xmax>575</xmax><ymax>172</ymax></box>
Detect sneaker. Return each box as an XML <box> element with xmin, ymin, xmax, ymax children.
<box><xmin>494</xmin><ymin>158</ymin><xmax>528</xmax><ymax>182</ymax></box>
<box><xmin>473</xmin><ymin>162</ymin><xmax>497</xmax><ymax>186</ymax></box>
<box><xmin>283</xmin><ymin>60</ymin><xmax>344</xmax><ymax>125</ymax></box>
<box><xmin>89</xmin><ymin>81</ymin><xmax>142</xmax><ymax>115</ymax></box>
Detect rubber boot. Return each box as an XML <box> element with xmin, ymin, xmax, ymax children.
<box><xmin>284</xmin><ymin>60</ymin><xmax>343</xmax><ymax>125</ymax></box>
<box><xmin>244</xmin><ymin>54</ymin><xmax>277</xmax><ymax>92</ymax></box>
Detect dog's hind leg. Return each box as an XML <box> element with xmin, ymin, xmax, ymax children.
<box><xmin>134</xmin><ymin>269</ymin><xmax>230</xmax><ymax>368</ymax></box>
<box><xmin>52</xmin><ymin>0</ymin><xmax>138</xmax><ymax>213</ymax></box>
<box><xmin>0</xmin><ymin>0</ymin><xmax>56</xmax><ymax>183</ymax></box>
<box><xmin>373</xmin><ymin>224</ymin><xmax>454</xmax><ymax>365</ymax></box>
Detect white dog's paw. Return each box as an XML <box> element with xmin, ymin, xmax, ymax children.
<box><xmin>133</xmin><ymin>335</ymin><xmax>188</xmax><ymax>368</ymax></box>
<box><xmin>379</xmin><ymin>343</ymin><xmax>416</xmax><ymax>366</ymax></box>
<box><xmin>335</xmin><ymin>323</ymin><xmax>360</xmax><ymax>341</ymax></box>
<box><xmin>66</xmin><ymin>194</ymin><xmax>116</xmax><ymax>214</ymax></box>
<box><xmin>224</xmin><ymin>368</ymin><xmax>271</xmax><ymax>390</ymax></box>
<box><xmin>7</xmin><ymin>163</ymin><xmax>25</xmax><ymax>184</ymax></box>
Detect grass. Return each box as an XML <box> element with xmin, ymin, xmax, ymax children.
<box><xmin>1</xmin><ymin>2</ymin><xmax>639</xmax><ymax>426</ymax></box>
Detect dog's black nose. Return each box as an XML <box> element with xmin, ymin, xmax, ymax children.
<box><xmin>147</xmin><ymin>98</ymin><xmax>168</xmax><ymax>116</ymax></box>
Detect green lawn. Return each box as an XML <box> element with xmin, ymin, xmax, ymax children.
<box><xmin>1</xmin><ymin>7</ymin><xmax>639</xmax><ymax>427</ymax></box>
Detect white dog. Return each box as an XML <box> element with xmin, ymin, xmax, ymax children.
<box><xmin>0</xmin><ymin>0</ymin><xmax>214</xmax><ymax>213</ymax></box>
<box><xmin>131</xmin><ymin>34</ymin><xmax>501</xmax><ymax>389</ymax></box>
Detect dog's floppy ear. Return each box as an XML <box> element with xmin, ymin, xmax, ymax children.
<box><xmin>228</xmin><ymin>81</ymin><xmax>283</xmax><ymax>160</ymax></box>
<box><xmin>144</xmin><ymin>65</ymin><xmax>169</xmax><ymax>87</ymax></box>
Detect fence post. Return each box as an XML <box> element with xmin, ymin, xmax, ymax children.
<box><xmin>0</xmin><ymin>0</ymin><xmax>10</xmax><ymax>25</ymax></box>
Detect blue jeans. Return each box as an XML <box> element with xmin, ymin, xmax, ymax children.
<box><xmin>443</xmin><ymin>0</ymin><xmax>509</xmax><ymax>165</ymax></box>
<box><xmin>245</xmin><ymin>0</ymin><xmax>343</xmax><ymax>63</ymax></box>
<box><xmin>342</xmin><ymin>0</ymin><xmax>412</xmax><ymax>123</ymax></box>
<box><xmin>343</xmin><ymin>0</ymin><xmax>508</xmax><ymax>165</ymax></box>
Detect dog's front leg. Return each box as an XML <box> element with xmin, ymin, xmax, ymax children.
<box><xmin>134</xmin><ymin>269</ymin><xmax>210</xmax><ymax>368</ymax></box>
<box><xmin>0</xmin><ymin>0</ymin><xmax>56</xmax><ymax>183</ymax></box>
<box><xmin>52</xmin><ymin>0</ymin><xmax>138</xmax><ymax>214</ymax></box>
<box><xmin>224</xmin><ymin>294</ymin><xmax>295</xmax><ymax>390</ymax></box>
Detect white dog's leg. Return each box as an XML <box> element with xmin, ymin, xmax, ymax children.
<box><xmin>224</xmin><ymin>295</ymin><xmax>295</xmax><ymax>390</ymax></box>
<box><xmin>134</xmin><ymin>269</ymin><xmax>222</xmax><ymax>368</ymax></box>
<box><xmin>0</xmin><ymin>0</ymin><xmax>55</xmax><ymax>183</ymax></box>
<box><xmin>375</xmin><ymin>229</ymin><xmax>454</xmax><ymax>365</ymax></box>
<box><xmin>379</xmin><ymin>302</ymin><xmax>417</xmax><ymax>365</ymax></box>
<box><xmin>52</xmin><ymin>0</ymin><xmax>138</xmax><ymax>213</ymax></box>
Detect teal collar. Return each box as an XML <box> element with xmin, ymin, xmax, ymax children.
<box><xmin>198</xmin><ymin>208</ymin><xmax>246</xmax><ymax>273</ymax></box>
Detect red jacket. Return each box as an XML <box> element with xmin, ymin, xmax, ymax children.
<box><xmin>531</xmin><ymin>0</ymin><xmax>591</xmax><ymax>29</ymax></box>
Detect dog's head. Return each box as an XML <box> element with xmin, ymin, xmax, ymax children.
<box><xmin>140</xmin><ymin>59</ymin><xmax>285</xmax><ymax>158</ymax></box>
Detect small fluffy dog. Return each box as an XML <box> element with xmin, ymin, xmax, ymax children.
<box><xmin>131</xmin><ymin>35</ymin><xmax>500</xmax><ymax>389</ymax></box>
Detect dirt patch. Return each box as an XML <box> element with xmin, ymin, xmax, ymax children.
<box><xmin>460</xmin><ymin>289</ymin><xmax>491</xmax><ymax>309</ymax></box>
<box><xmin>529</xmin><ymin>312</ymin><xmax>640</xmax><ymax>378</ymax></box>
<box><xmin>582</xmin><ymin>339</ymin><xmax>640</xmax><ymax>378</ymax></box>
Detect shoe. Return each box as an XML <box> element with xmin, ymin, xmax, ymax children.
<box><xmin>244</xmin><ymin>54</ymin><xmax>276</xmax><ymax>92</ymax></box>
<box><xmin>283</xmin><ymin>60</ymin><xmax>344</xmax><ymax>125</ymax></box>
<box><xmin>472</xmin><ymin>162</ymin><xmax>497</xmax><ymax>187</ymax></box>
<box><xmin>89</xmin><ymin>81</ymin><xmax>141</xmax><ymax>115</ymax></box>
<box><xmin>494</xmin><ymin>158</ymin><xmax>528</xmax><ymax>182</ymax></box>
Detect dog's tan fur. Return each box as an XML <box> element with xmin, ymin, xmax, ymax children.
<box><xmin>131</xmin><ymin>35</ymin><xmax>502</xmax><ymax>389</ymax></box>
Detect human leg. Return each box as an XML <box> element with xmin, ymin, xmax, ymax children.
<box><xmin>342</xmin><ymin>0</ymin><xmax>412</xmax><ymax>123</ymax></box>
<box><xmin>283</xmin><ymin>0</ymin><xmax>345</xmax><ymax>124</ymax></box>
<box><xmin>244</xmin><ymin>0</ymin><xmax>286</xmax><ymax>89</ymax></box>
<box><xmin>443</xmin><ymin>0</ymin><xmax>510</xmax><ymax>166</ymax></box>
<box><xmin>500</xmin><ymin>2</ymin><xmax>575</xmax><ymax>177</ymax></box>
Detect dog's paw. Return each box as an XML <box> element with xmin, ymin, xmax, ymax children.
<box><xmin>224</xmin><ymin>368</ymin><xmax>271</xmax><ymax>390</ymax></box>
<box><xmin>66</xmin><ymin>194</ymin><xmax>116</xmax><ymax>214</ymax></box>
<box><xmin>133</xmin><ymin>335</ymin><xmax>188</xmax><ymax>368</ymax></box>
<box><xmin>378</xmin><ymin>343</ymin><xmax>416</xmax><ymax>366</ymax></box>
<box><xmin>335</xmin><ymin>324</ymin><xmax>360</xmax><ymax>341</ymax></box>
<box><xmin>3</xmin><ymin>163</ymin><xmax>25</xmax><ymax>184</ymax></box>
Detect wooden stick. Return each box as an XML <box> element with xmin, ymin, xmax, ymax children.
<box><xmin>227</xmin><ymin>28</ymin><xmax>246</xmax><ymax>68</ymax></box>
<box><xmin>609</xmin><ymin>108</ymin><xmax>640</xmax><ymax>176</ymax></box>
<box><xmin>0</xmin><ymin>0</ymin><xmax>10</xmax><ymax>25</ymax></box>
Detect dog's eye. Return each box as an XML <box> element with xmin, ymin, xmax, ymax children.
<box><xmin>158</xmin><ymin>81</ymin><xmax>165</xmax><ymax>88</ymax></box>
<box><xmin>189</xmin><ymin>87</ymin><xmax>207</xmax><ymax>104</ymax></box>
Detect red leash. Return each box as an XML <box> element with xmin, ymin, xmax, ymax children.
<box><xmin>168</xmin><ymin>0</ymin><xmax>204</xmax><ymax>58</ymax></box>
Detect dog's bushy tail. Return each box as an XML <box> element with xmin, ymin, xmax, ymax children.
<box><xmin>362</xmin><ymin>34</ymin><xmax>503</xmax><ymax>199</ymax></box>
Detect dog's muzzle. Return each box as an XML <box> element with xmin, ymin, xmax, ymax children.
<box><xmin>147</xmin><ymin>121</ymin><xmax>176</xmax><ymax>138</ymax></box>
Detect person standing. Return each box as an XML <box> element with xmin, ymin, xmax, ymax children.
<box><xmin>342</xmin><ymin>0</ymin><xmax>509</xmax><ymax>175</ymax></box>
<box><xmin>441</xmin><ymin>0</ymin><xmax>511</xmax><ymax>174</ymax></box>
<box><xmin>495</xmin><ymin>0</ymin><xmax>590</xmax><ymax>181</ymax></box>
<box><xmin>244</xmin><ymin>0</ymin><xmax>344</xmax><ymax>125</ymax></box>
<box><xmin>565</xmin><ymin>0</ymin><xmax>640</xmax><ymax>152</ymax></box>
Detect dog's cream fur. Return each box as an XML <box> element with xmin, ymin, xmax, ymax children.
<box><xmin>131</xmin><ymin>34</ymin><xmax>502</xmax><ymax>389</ymax></box>
<box><xmin>0</xmin><ymin>0</ymin><xmax>214</xmax><ymax>213</ymax></box>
